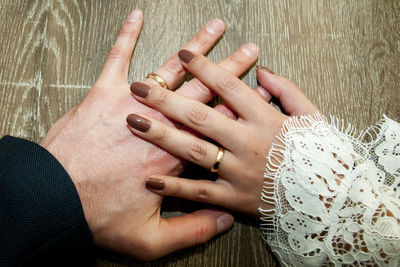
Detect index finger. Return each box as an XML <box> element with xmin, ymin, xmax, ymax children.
<box><xmin>175</xmin><ymin>43</ymin><xmax>259</xmax><ymax>103</ymax></box>
<box><xmin>99</xmin><ymin>9</ymin><xmax>144</xmax><ymax>82</ymax></box>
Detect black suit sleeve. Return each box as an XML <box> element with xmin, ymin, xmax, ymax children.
<box><xmin>0</xmin><ymin>136</ymin><xmax>95</xmax><ymax>266</ymax></box>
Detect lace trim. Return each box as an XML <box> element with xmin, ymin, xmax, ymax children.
<box><xmin>259</xmin><ymin>114</ymin><xmax>400</xmax><ymax>266</ymax></box>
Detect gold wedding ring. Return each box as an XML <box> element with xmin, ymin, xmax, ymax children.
<box><xmin>210</xmin><ymin>147</ymin><xmax>225</xmax><ymax>173</ymax></box>
<box><xmin>146</xmin><ymin>72</ymin><xmax>169</xmax><ymax>90</ymax></box>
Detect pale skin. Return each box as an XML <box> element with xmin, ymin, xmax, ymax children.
<box><xmin>40</xmin><ymin>9</ymin><xmax>262</xmax><ymax>260</ymax></box>
<box><xmin>127</xmin><ymin>49</ymin><xmax>320</xmax><ymax>218</ymax></box>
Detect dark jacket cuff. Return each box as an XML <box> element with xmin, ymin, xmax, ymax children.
<box><xmin>0</xmin><ymin>136</ymin><xmax>95</xmax><ymax>266</ymax></box>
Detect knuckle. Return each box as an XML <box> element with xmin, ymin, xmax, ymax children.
<box><xmin>195</xmin><ymin>187</ymin><xmax>209</xmax><ymax>202</ymax></box>
<box><xmin>172</xmin><ymin>181</ymin><xmax>182</xmax><ymax>196</ymax></box>
<box><xmin>217</xmin><ymin>76</ymin><xmax>240</xmax><ymax>93</ymax></box>
<box><xmin>188</xmin><ymin>142</ymin><xmax>208</xmax><ymax>162</ymax></box>
<box><xmin>152</xmin><ymin>125</ymin><xmax>168</xmax><ymax>142</ymax></box>
<box><xmin>152</xmin><ymin>89</ymin><xmax>168</xmax><ymax>107</ymax></box>
<box><xmin>188</xmin><ymin>104</ymin><xmax>209</xmax><ymax>126</ymax></box>
<box><xmin>108</xmin><ymin>46</ymin><xmax>124</xmax><ymax>59</ymax></box>
<box><xmin>192</xmin><ymin>35</ymin><xmax>209</xmax><ymax>50</ymax></box>
<box><xmin>194</xmin><ymin>224</ymin><xmax>209</xmax><ymax>245</ymax></box>
<box><xmin>119</xmin><ymin>23</ymin><xmax>138</xmax><ymax>38</ymax></box>
<box><xmin>227</xmin><ymin>54</ymin><xmax>245</xmax><ymax>66</ymax></box>
<box><xmin>163</xmin><ymin>57</ymin><xmax>186</xmax><ymax>76</ymax></box>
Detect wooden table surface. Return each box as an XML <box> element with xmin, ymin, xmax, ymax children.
<box><xmin>0</xmin><ymin>1</ymin><xmax>399</xmax><ymax>266</ymax></box>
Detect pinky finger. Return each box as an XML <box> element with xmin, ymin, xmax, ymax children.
<box><xmin>145</xmin><ymin>175</ymin><xmax>233</xmax><ymax>208</ymax></box>
<box><xmin>213</xmin><ymin>88</ymin><xmax>271</xmax><ymax>120</ymax></box>
<box><xmin>256</xmin><ymin>65</ymin><xmax>319</xmax><ymax>116</ymax></box>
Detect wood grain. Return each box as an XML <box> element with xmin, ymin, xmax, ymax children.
<box><xmin>0</xmin><ymin>0</ymin><xmax>399</xmax><ymax>266</ymax></box>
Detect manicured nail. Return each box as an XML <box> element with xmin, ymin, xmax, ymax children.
<box><xmin>130</xmin><ymin>82</ymin><xmax>150</xmax><ymax>98</ymax></box>
<box><xmin>216</xmin><ymin>214</ymin><xmax>234</xmax><ymax>233</ymax></box>
<box><xmin>145</xmin><ymin>178</ymin><xmax>165</xmax><ymax>190</ymax></box>
<box><xmin>206</xmin><ymin>19</ymin><xmax>224</xmax><ymax>34</ymax></box>
<box><xmin>178</xmin><ymin>49</ymin><xmax>195</xmax><ymax>63</ymax></box>
<box><xmin>241</xmin><ymin>43</ymin><xmax>258</xmax><ymax>58</ymax></box>
<box><xmin>126</xmin><ymin>114</ymin><xmax>151</xmax><ymax>132</ymax></box>
<box><xmin>127</xmin><ymin>9</ymin><xmax>142</xmax><ymax>22</ymax></box>
<box><xmin>256</xmin><ymin>65</ymin><xmax>275</xmax><ymax>74</ymax></box>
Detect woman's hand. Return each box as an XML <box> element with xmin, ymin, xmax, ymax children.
<box><xmin>127</xmin><ymin>50</ymin><xmax>319</xmax><ymax>217</ymax></box>
<box><xmin>41</xmin><ymin>10</ymin><xmax>260</xmax><ymax>260</ymax></box>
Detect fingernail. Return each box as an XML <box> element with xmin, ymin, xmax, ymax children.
<box><xmin>206</xmin><ymin>19</ymin><xmax>224</xmax><ymax>34</ymax></box>
<box><xmin>255</xmin><ymin>86</ymin><xmax>272</xmax><ymax>101</ymax></box>
<box><xmin>127</xmin><ymin>9</ymin><xmax>142</xmax><ymax>22</ymax></box>
<box><xmin>241</xmin><ymin>43</ymin><xmax>258</xmax><ymax>58</ymax></box>
<box><xmin>216</xmin><ymin>214</ymin><xmax>234</xmax><ymax>233</ymax></box>
<box><xmin>130</xmin><ymin>82</ymin><xmax>150</xmax><ymax>98</ymax></box>
<box><xmin>146</xmin><ymin>178</ymin><xmax>165</xmax><ymax>190</ymax></box>
<box><xmin>126</xmin><ymin>114</ymin><xmax>151</xmax><ymax>132</ymax></box>
<box><xmin>256</xmin><ymin>65</ymin><xmax>275</xmax><ymax>74</ymax></box>
<box><xmin>178</xmin><ymin>49</ymin><xmax>195</xmax><ymax>63</ymax></box>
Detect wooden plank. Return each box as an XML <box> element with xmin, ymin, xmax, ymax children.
<box><xmin>0</xmin><ymin>0</ymin><xmax>50</xmax><ymax>142</ymax></box>
<box><xmin>0</xmin><ymin>84</ymin><xmax>37</xmax><ymax>140</ymax></box>
<box><xmin>253</xmin><ymin>0</ymin><xmax>400</xmax><ymax>129</ymax></box>
<box><xmin>0</xmin><ymin>0</ymin><xmax>399</xmax><ymax>266</ymax></box>
<box><xmin>0</xmin><ymin>1</ymin><xmax>48</xmax><ymax>86</ymax></box>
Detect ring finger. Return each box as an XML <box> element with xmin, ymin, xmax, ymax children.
<box><xmin>126</xmin><ymin>113</ymin><xmax>237</xmax><ymax>175</ymax></box>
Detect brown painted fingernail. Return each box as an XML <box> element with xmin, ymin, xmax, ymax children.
<box><xmin>256</xmin><ymin>65</ymin><xmax>275</xmax><ymax>74</ymax></box>
<box><xmin>178</xmin><ymin>49</ymin><xmax>195</xmax><ymax>63</ymax></box>
<box><xmin>146</xmin><ymin>178</ymin><xmax>165</xmax><ymax>190</ymax></box>
<box><xmin>126</xmin><ymin>114</ymin><xmax>151</xmax><ymax>132</ymax></box>
<box><xmin>130</xmin><ymin>82</ymin><xmax>150</xmax><ymax>98</ymax></box>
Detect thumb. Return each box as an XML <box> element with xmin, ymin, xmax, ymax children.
<box><xmin>156</xmin><ymin>209</ymin><xmax>234</xmax><ymax>256</ymax></box>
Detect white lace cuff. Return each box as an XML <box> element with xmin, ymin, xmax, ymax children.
<box><xmin>260</xmin><ymin>114</ymin><xmax>400</xmax><ymax>266</ymax></box>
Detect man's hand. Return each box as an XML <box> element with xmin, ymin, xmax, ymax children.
<box><xmin>41</xmin><ymin>9</ymin><xmax>259</xmax><ymax>260</ymax></box>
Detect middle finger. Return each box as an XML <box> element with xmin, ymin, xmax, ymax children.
<box><xmin>130</xmin><ymin>82</ymin><xmax>246</xmax><ymax>148</ymax></box>
<box><xmin>175</xmin><ymin>43</ymin><xmax>259</xmax><ymax>102</ymax></box>
<box><xmin>177</xmin><ymin>50</ymin><xmax>278</xmax><ymax>121</ymax></box>
<box><xmin>144</xmin><ymin>19</ymin><xmax>226</xmax><ymax>90</ymax></box>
